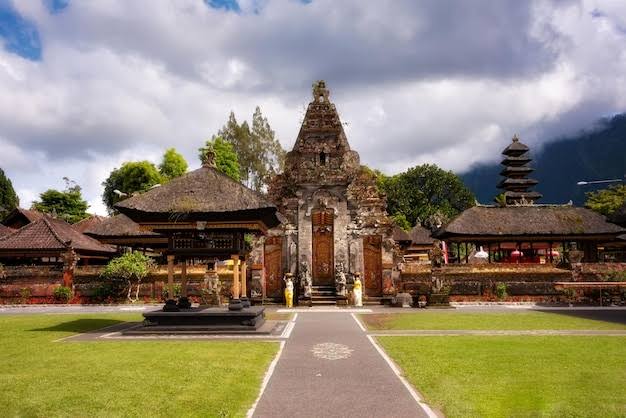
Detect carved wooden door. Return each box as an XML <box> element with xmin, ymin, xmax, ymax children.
<box><xmin>312</xmin><ymin>209</ymin><xmax>334</xmax><ymax>286</ymax></box>
<box><xmin>363</xmin><ymin>235</ymin><xmax>382</xmax><ymax>296</ymax></box>
<box><xmin>264</xmin><ymin>236</ymin><xmax>283</xmax><ymax>298</ymax></box>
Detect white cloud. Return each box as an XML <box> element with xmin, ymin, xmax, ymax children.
<box><xmin>0</xmin><ymin>0</ymin><xmax>625</xmax><ymax>215</ymax></box>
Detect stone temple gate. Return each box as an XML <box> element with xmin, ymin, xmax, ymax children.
<box><xmin>249</xmin><ymin>81</ymin><xmax>397</xmax><ymax>303</ymax></box>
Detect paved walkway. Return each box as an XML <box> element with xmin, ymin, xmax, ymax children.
<box><xmin>252</xmin><ymin>312</ymin><xmax>432</xmax><ymax>418</ymax></box>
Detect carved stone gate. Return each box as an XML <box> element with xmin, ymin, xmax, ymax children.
<box><xmin>312</xmin><ymin>209</ymin><xmax>334</xmax><ymax>286</ymax></box>
<box><xmin>264</xmin><ymin>236</ymin><xmax>283</xmax><ymax>298</ymax></box>
<box><xmin>363</xmin><ymin>235</ymin><xmax>382</xmax><ymax>296</ymax></box>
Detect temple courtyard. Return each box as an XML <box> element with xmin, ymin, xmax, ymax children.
<box><xmin>1</xmin><ymin>306</ymin><xmax>625</xmax><ymax>418</ymax></box>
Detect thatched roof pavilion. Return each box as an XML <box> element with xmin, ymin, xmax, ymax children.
<box><xmin>436</xmin><ymin>205</ymin><xmax>625</xmax><ymax>263</ymax></box>
<box><xmin>114</xmin><ymin>157</ymin><xmax>280</xmax><ymax>308</ymax></box>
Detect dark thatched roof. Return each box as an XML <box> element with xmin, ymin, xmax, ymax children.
<box><xmin>0</xmin><ymin>224</ymin><xmax>13</xmax><ymax>237</ymax></box>
<box><xmin>410</xmin><ymin>225</ymin><xmax>435</xmax><ymax>245</ymax></box>
<box><xmin>0</xmin><ymin>216</ymin><xmax>116</xmax><ymax>255</ymax></box>
<box><xmin>115</xmin><ymin>165</ymin><xmax>280</xmax><ymax>228</ymax></box>
<box><xmin>73</xmin><ymin>215</ymin><xmax>107</xmax><ymax>233</ymax></box>
<box><xmin>392</xmin><ymin>226</ymin><xmax>411</xmax><ymax>243</ymax></box>
<box><xmin>437</xmin><ymin>205</ymin><xmax>626</xmax><ymax>239</ymax></box>
<box><xmin>84</xmin><ymin>214</ymin><xmax>162</xmax><ymax>238</ymax></box>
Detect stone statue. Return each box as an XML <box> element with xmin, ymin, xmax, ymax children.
<box><xmin>299</xmin><ymin>261</ymin><xmax>313</xmax><ymax>298</ymax></box>
<box><xmin>352</xmin><ymin>273</ymin><xmax>363</xmax><ymax>307</ymax></box>
<box><xmin>429</xmin><ymin>240</ymin><xmax>444</xmax><ymax>267</ymax></box>
<box><xmin>284</xmin><ymin>273</ymin><xmax>294</xmax><ymax>308</ymax></box>
<box><xmin>202</xmin><ymin>266</ymin><xmax>222</xmax><ymax>306</ymax></box>
<box><xmin>335</xmin><ymin>262</ymin><xmax>347</xmax><ymax>297</ymax></box>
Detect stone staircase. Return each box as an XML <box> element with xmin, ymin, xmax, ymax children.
<box><xmin>310</xmin><ymin>285</ymin><xmax>337</xmax><ymax>306</ymax></box>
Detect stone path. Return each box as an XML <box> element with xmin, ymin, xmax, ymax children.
<box><xmin>251</xmin><ymin>312</ymin><xmax>433</xmax><ymax>418</ymax></box>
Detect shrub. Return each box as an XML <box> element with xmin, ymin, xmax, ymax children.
<box><xmin>92</xmin><ymin>283</ymin><xmax>120</xmax><ymax>302</ymax></box>
<box><xmin>495</xmin><ymin>282</ymin><xmax>508</xmax><ymax>300</ymax></box>
<box><xmin>161</xmin><ymin>283</ymin><xmax>181</xmax><ymax>301</ymax></box>
<box><xmin>101</xmin><ymin>252</ymin><xmax>154</xmax><ymax>303</ymax></box>
<box><xmin>53</xmin><ymin>286</ymin><xmax>73</xmax><ymax>303</ymax></box>
<box><xmin>19</xmin><ymin>287</ymin><xmax>32</xmax><ymax>304</ymax></box>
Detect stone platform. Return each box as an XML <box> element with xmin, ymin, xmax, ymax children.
<box><xmin>124</xmin><ymin>306</ymin><xmax>266</xmax><ymax>335</ymax></box>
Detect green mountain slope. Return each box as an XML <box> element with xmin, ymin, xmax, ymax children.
<box><xmin>461</xmin><ymin>113</ymin><xmax>626</xmax><ymax>205</ymax></box>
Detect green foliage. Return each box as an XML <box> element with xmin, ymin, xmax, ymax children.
<box><xmin>92</xmin><ymin>283</ymin><xmax>118</xmax><ymax>302</ymax></box>
<box><xmin>161</xmin><ymin>283</ymin><xmax>181</xmax><ymax>300</ymax></box>
<box><xmin>0</xmin><ymin>167</ymin><xmax>19</xmax><ymax>220</ymax></box>
<box><xmin>215</xmin><ymin>108</ymin><xmax>285</xmax><ymax>191</ymax></box>
<box><xmin>379</xmin><ymin>164</ymin><xmax>475</xmax><ymax>227</ymax></box>
<box><xmin>53</xmin><ymin>286</ymin><xmax>73</xmax><ymax>303</ymax></box>
<box><xmin>495</xmin><ymin>282</ymin><xmax>508</xmax><ymax>300</ymax></box>
<box><xmin>391</xmin><ymin>213</ymin><xmax>411</xmax><ymax>231</ymax></box>
<box><xmin>603</xmin><ymin>270</ymin><xmax>626</xmax><ymax>282</ymax></box>
<box><xmin>199</xmin><ymin>136</ymin><xmax>241</xmax><ymax>181</ymax></box>
<box><xmin>159</xmin><ymin>148</ymin><xmax>188</xmax><ymax>180</ymax></box>
<box><xmin>19</xmin><ymin>288</ymin><xmax>31</xmax><ymax>304</ymax></box>
<box><xmin>102</xmin><ymin>161</ymin><xmax>163</xmax><ymax>213</ymax></box>
<box><xmin>101</xmin><ymin>252</ymin><xmax>154</xmax><ymax>302</ymax></box>
<box><xmin>31</xmin><ymin>178</ymin><xmax>89</xmax><ymax>224</ymax></box>
<box><xmin>585</xmin><ymin>184</ymin><xmax>626</xmax><ymax>216</ymax></box>
<box><xmin>494</xmin><ymin>193</ymin><xmax>507</xmax><ymax>207</ymax></box>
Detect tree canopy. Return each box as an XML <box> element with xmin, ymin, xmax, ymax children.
<box><xmin>216</xmin><ymin>108</ymin><xmax>285</xmax><ymax>191</ymax></box>
<box><xmin>198</xmin><ymin>136</ymin><xmax>241</xmax><ymax>181</ymax></box>
<box><xmin>31</xmin><ymin>177</ymin><xmax>89</xmax><ymax>224</ymax></box>
<box><xmin>0</xmin><ymin>168</ymin><xmax>19</xmax><ymax>220</ymax></box>
<box><xmin>158</xmin><ymin>148</ymin><xmax>188</xmax><ymax>180</ymax></box>
<box><xmin>102</xmin><ymin>161</ymin><xmax>163</xmax><ymax>213</ymax></box>
<box><xmin>378</xmin><ymin>164</ymin><xmax>475</xmax><ymax>228</ymax></box>
<box><xmin>585</xmin><ymin>184</ymin><xmax>626</xmax><ymax>216</ymax></box>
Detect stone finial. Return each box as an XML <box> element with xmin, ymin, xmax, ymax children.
<box><xmin>512</xmin><ymin>134</ymin><xmax>519</xmax><ymax>142</ymax></box>
<box><xmin>201</xmin><ymin>149</ymin><xmax>217</xmax><ymax>168</ymax></box>
<box><xmin>312</xmin><ymin>80</ymin><xmax>330</xmax><ymax>103</ymax></box>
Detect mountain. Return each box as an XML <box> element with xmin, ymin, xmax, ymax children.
<box><xmin>461</xmin><ymin>113</ymin><xmax>626</xmax><ymax>206</ymax></box>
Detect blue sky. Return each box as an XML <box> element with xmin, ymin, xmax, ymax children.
<box><xmin>0</xmin><ymin>0</ymin><xmax>625</xmax><ymax>214</ymax></box>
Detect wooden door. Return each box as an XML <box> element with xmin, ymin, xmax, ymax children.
<box><xmin>363</xmin><ymin>235</ymin><xmax>382</xmax><ymax>296</ymax></box>
<box><xmin>312</xmin><ymin>210</ymin><xmax>334</xmax><ymax>286</ymax></box>
<box><xmin>264</xmin><ymin>236</ymin><xmax>283</xmax><ymax>298</ymax></box>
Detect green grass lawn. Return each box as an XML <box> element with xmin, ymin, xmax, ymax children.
<box><xmin>0</xmin><ymin>314</ymin><xmax>278</xmax><ymax>417</ymax></box>
<box><xmin>379</xmin><ymin>336</ymin><xmax>626</xmax><ymax>417</ymax></box>
<box><xmin>362</xmin><ymin>311</ymin><xmax>626</xmax><ymax>330</ymax></box>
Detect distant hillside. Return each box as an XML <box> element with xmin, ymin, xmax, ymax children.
<box><xmin>461</xmin><ymin>113</ymin><xmax>626</xmax><ymax>206</ymax></box>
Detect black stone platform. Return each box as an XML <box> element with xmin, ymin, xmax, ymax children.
<box><xmin>125</xmin><ymin>306</ymin><xmax>266</xmax><ymax>335</ymax></box>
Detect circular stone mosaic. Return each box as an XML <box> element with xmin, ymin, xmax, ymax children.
<box><xmin>311</xmin><ymin>342</ymin><xmax>354</xmax><ymax>360</ymax></box>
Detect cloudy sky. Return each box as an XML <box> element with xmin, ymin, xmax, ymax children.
<box><xmin>0</xmin><ymin>0</ymin><xmax>625</xmax><ymax>215</ymax></box>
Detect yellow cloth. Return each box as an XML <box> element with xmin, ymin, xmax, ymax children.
<box><xmin>353</xmin><ymin>280</ymin><xmax>362</xmax><ymax>290</ymax></box>
<box><xmin>284</xmin><ymin>289</ymin><xmax>293</xmax><ymax>308</ymax></box>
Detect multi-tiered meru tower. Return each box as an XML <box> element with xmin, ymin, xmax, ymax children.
<box><xmin>497</xmin><ymin>135</ymin><xmax>543</xmax><ymax>205</ymax></box>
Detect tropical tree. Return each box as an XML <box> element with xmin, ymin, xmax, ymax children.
<box><xmin>31</xmin><ymin>177</ymin><xmax>89</xmax><ymax>223</ymax></box>
<box><xmin>216</xmin><ymin>108</ymin><xmax>285</xmax><ymax>190</ymax></box>
<box><xmin>100</xmin><ymin>251</ymin><xmax>154</xmax><ymax>303</ymax></box>
<box><xmin>0</xmin><ymin>167</ymin><xmax>19</xmax><ymax>220</ymax></box>
<box><xmin>378</xmin><ymin>164</ymin><xmax>475</xmax><ymax>227</ymax></box>
<box><xmin>198</xmin><ymin>136</ymin><xmax>241</xmax><ymax>181</ymax></box>
<box><xmin>158</xmin><ymin>148</ymin><xmax>188</xmax><ymax>180</ymax></box>
<box><xmin>102</xmin><ymin>161</ymin><xmax>163</xmax><ymax>213</ymax></box>
<box><xmin>585</xmin><ymin>184</ymin><xmax>626</xmax><ymax>216</ymax></box>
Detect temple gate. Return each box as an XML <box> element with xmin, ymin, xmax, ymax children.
<box><xmin>312</xmin><ymin>209</ymin><xmax>335</xmax><ymax>285</ymax></box>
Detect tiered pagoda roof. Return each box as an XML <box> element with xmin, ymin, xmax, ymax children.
<box><xmin>497</xmin><ymin>135</ymin><xmax>542</xmax><ymax>204</ymax></box>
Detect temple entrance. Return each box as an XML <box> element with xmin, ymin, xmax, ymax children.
<box><xmin>312</xmin><ymin>209</ymin><xmax>334</xmax><ymax>286</ymax></box>
<box><xmin>264</xmin><ymin>236</ymin><xmax>283</xmax><ymax>298</ymax></box>
<box><xmin>363</xmin><ymin>235</ymin><xmax>382</xmax><ymax>296</ymax></box>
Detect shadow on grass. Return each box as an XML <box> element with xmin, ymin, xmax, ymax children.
<box><xmin>536</xmin><ymin>309</ymin><xmax>626</xmax><ymax>326</ymax></box>
<box><xmin>29</xmin><ymin>318</ymin><xmax>129</xmax><ymax>334</ymax></box>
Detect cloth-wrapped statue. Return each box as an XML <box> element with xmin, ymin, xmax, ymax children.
<box><xmin>353</xmin><ymin>272</ymin><xmax>363</xmax><ymax>307</ymax></box>
<box><xmin>335</xmin><ymin>262</ymin><xmax>347</xmax><ymax>297</ymax></box>
<box><xmin>299</xmin><ymin>261</ymin><xmax>313</xmax><ymax>298</ymax></box>
<box><xmin>284</xmin><ymin>273</ymin><xmax>294</xmax><ymax>308</ymax></box>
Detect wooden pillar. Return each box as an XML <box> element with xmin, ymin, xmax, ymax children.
<box><xmin>240</xmin><ymin>260</ymin><xmax>247</xmax><ymax>299</ymax></box>
<box><xmin>167</xmin><ymin>255</ymin><xmax>175</xmax><ymax>300</ymax></box>
<box><xmin>465</xmin><ymin>242</ymin><xmax>469</xmax><ymax>264</ymax></box>
<box><xmin>181</xmin><ymin>259</ymin><xmax>188</xmax><ymax>297</ymax></box>
<box><xmin>549</xmin><ymin>242</ymin><xmax>553</xmax><ymax>263</ymax></box>
<box><xmin>231</xmin><ymin>255</ymin><xmax>240</xmax><ymax>300</ymax></box>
